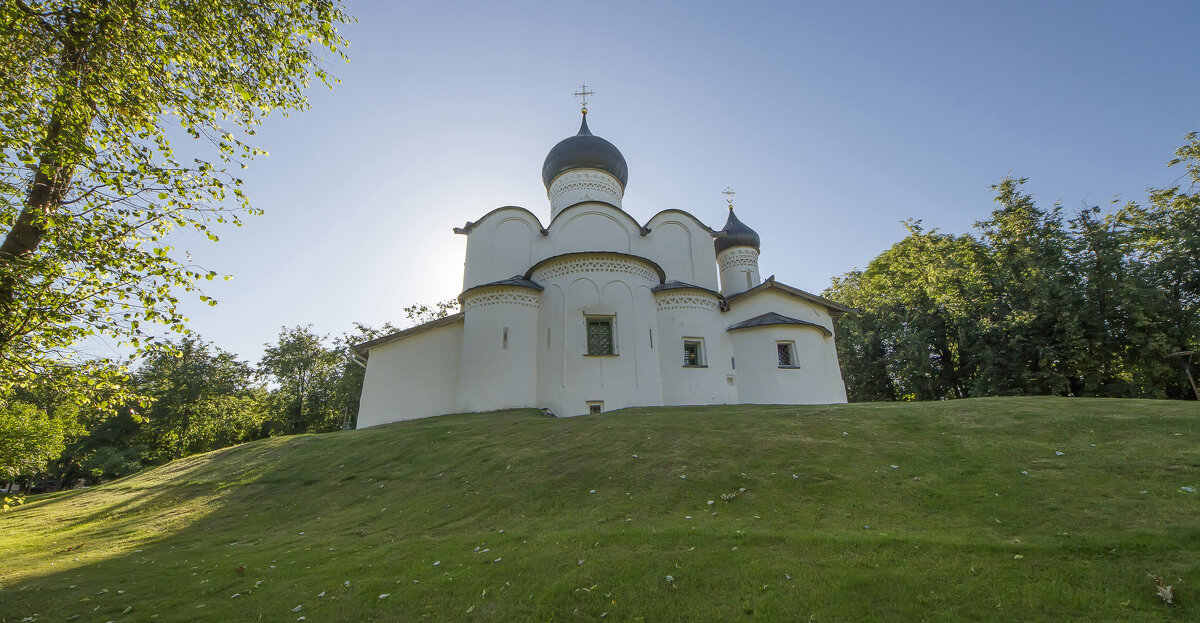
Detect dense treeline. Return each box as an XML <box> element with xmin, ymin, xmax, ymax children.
<box><xmin>2</xmin><ymin>301</ymin><xmax>460</xmax><ymax>493</ymax></box>
<box><xmin>825</xmin><ymin>132</ymin><xmax>1200</xmax><ymax>402</ymax></box>
<box><xmin>1</xmin><ymin>325</ymin><xmax>372</xmax><ymax>491</ymax></box>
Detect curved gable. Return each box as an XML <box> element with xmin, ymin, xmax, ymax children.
<box><xmin>461</xmin><ymin>207</ymin><xmax>543</xmax><ymax>289</ymax></box>
<box><xmin>544</xmin><ymin>202</ymin><xmax>639</xmax><ymax>255</ymax></box>
<box><xmin>455</xmin><ymin>205</ymin><xmax>546</xmax><ymax>235</ymax></box>
<box><xmin>643</xmin><ymin>209</ymin><xmax>721</xmax><ymax>291</ymax></box>
<box><xmin>645</xmin><ymin>208</ymin><xmax>717</xmax><ymax>234</ymax></box>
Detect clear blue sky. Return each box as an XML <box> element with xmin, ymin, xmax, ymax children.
<box><xmin>165</xmin><ymin>0</ymin><xmax>1200</xmax><ymax>363</ymax></box>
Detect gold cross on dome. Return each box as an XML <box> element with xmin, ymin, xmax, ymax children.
<box><xmin>574</xmin><ymin>84</ymin><xmax>595</xmax><ymax>112</ymax></box>
<box><xmin>722</xmin><ymin>186</ymin><xmax>736</xmax><ymax>208</ymax></box>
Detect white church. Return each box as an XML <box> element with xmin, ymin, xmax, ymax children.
<box><xmin>353</xmin><ymin>106</ymin><xmax>852</xmax><ymax>427</ymax></box>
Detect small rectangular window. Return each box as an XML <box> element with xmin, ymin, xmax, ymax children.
<box><xmin>585</xmin><ymin>316</ymin><xmax>615</xmax><ymax>355</ymax></box>
<box><xmin>682</xmin><ymin>338</ymin><xmax>705</xmax><ymax>367</ymax></box>
<box><xmin>777</xmin><ymin>341</ymin><xmax>798</xmax><ymax>367</ymax></box>
<box><xmin>587</xmin><ymin>401</ymin><xmax>603</xmax><ymax>414</ymax></box>
<box><xmin>502</xmin><ymin>326</ymin><xmax>509</xmax><ymax>350</ymax></box>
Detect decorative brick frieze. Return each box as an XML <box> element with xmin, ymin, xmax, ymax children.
<box><xmin>549</xmin><ymin>170</ymin><xmax>622</xmax><ymax>201</ymax></box>
<box><xmin>532</xmin><ymin>254</ymin><xmax>658</xmax><ymax>284</ymax></box>
<box><xmin>717</xmin><ymin>247</ymin><xmax>759</xmax><ymax>271</ymax></box>
<box><xmin>655</xmin><ymin>292</ymin><xmax>720</xmax><ymax>312</ymax></box>
<box><xmin>462</xmin><ymin>288</ymin><xmax>541</xmax><ymax>311</ymax></box>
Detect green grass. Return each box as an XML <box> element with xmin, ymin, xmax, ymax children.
<box><xmin>2</xmin><ymin>397</ymin><xmax>1198</xmax><ymax>622</ymax></box>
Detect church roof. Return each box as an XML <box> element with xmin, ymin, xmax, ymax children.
<box><xmin>463</xmin><ymin>276</ymin><xmax>544</xmax><ymax>293</ymax></box>
<box><xmin>713</xmin><ymin>207</ymin><xmax>761</xmax><ymax>253</ymax></box>
<box><xmin>524</xmin><ymin>251</ymin><xmax>666</xmax><ymax>283</ymax></box>
<box><xmin>651</xmin><ymin>280</ymin><xmax>721</xmax><ymax>296</ymax></box>
<box><xmin>726</xmin><ymin>311</ymin><xmax>832</xmax><ymax>337</ymax></box>
<box><xmin>458</xmin><ymin>276</ymin><xmax>544</xmax><ymax>303</ymax></box>
<box><xmin>351</xmin><ymin>313</ymin><xmax>465</xmax><ymax>356</ymax></box>
<box><xmin>541</xmin><ymin>114</ymin><xmax>629</xmax><ymax>189</ymax></box>
<box><xmin>724</xmin><ymin>275</ymin><xmax>857</xmax><ymax>316</ymax></box>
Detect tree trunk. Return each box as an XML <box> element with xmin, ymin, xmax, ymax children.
<box><xmin>0</xmin><ymin>14</ymin><xmax>97</xmax><ymax>350</ymax></box>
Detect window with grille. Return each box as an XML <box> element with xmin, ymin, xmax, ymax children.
<box><xmin>777</xmin><ymin>341</ymin><xmax>797</xmax><ymax>367</ymax></box>
<box><xmin>587</xmin><ymin>401</ymin><xmax>604</xmax><ymax>414</ymax></box>
<box><xmin>585</xmin><ymin>317</ymin><xmax>615</xmax><ymax>355</ymax></box>
<box><xmin>683</xmin><ymin>339</ymin><xmax>705</xmax><ymax>367</ymax></box>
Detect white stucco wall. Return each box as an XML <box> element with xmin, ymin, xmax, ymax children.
<box><xmin>357</xmin><ymin>319</ymin><xmax>464</xmax><ymax>428</ymax></box>
<box><xmin>724</xmin><ymin>289</ymin><xmax>847</xmax><ymax>404</ymax></box>
<box><xmin>532</xmin><ymin>253</ymin><xmax>664</xmax><ymax>417</ymax></box>
<box><xmin>654</xmin><ymin>288</ymin><xmax>729</xmax><ymax>406</ymax></box>
<box><xmin>456</xmin><ymin>286</ymin><xmax>541</xmax><ymax>413</ymax></box>
<box><xmin>729</xmin><ymin>325</ymin><xmax>843</xmax><ymax>404</ymax></box>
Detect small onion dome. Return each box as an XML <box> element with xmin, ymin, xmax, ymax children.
<box><xmin>541</xmin><ymin>114</ymin><xmax>629</xmax><ymax>190</ymax></box>
<box><xmin>714</xmin><ymin>207</ymin><xmax>760</xmax><ymax>253</ymax></box>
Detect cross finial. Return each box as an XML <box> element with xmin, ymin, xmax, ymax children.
<box><xmin>574</xmin><ymin>84</ymin><xmax>595</xmax><ymax>115</ymax></box>
<box><xmin>722</xmin><ymin>186</ymin><xmax>736</xmax><ymax>209</ymax></box>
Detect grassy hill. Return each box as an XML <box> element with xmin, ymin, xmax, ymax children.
<box><xmin>1</xmin><ymin>397</ymin><xmax>1198</xmax><ymax>622</ymax></box>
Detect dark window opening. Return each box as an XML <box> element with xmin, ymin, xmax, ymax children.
<box><xmin>683</xmin><ymin>339</ymin><xmax>704</xmax><ymax>367</ymax></box>
<box><xmin>777</xmin><ymin>341</ymin><xmax>797</xmax><ymax>367</ymax></box>
<box><xmin>586</xmin><ymin>318</ymin><xmax>614</xmax><ymax>355</ymax></box>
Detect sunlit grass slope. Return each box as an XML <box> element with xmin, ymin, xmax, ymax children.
<box><xmin>2</xmin><ymin>397</ymin><xmax>1198</xmax><ymax>622</ymax></box>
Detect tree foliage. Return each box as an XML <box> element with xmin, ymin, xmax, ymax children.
<box><xmin>259</xmin><ymin>325</ymin><xmax>343</xmax><ymax>434</ymax></box>
<box><xmin>827</xmin><ymin>133</ymin><xmax>1200</xmax><ymax>401</ymax></box>
<box><xmin>0</xmin><ymin>400</ymin><xmax>65</xmax><ymax>482</ymax></box>
<box><xmin>55</xmin><ymin>407</ymin><xmax>147</xmax><ymax>483</ymax></box>
<box><xmin>403</xmin><ymin>299</ymin><xmax>460</xmax><ymax>326</ymax></box>
<box><xmin>134</xmin><ymin>336</ymin><xmax>262</xmax><ymax>460</ymax></box>
<box><xmin>0</xmin><ymin>0</ymin><xmax>350</xmax><ymax>407</ymax></box>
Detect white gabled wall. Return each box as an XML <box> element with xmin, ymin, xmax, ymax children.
<box><xmin>356</xmin><ymin>319</ymin><xmax>463</xmax><ymax>428</ymax></box>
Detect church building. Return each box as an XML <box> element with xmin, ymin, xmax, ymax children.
<box><xmin>353</xmin><ymin>105</ymin><xmax>852</xmax><ymax>427</ymax></box>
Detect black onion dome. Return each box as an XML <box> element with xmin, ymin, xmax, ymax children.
<box><xmin>714</xmin><ymin>208</ymin><xmax>761</xmax><ymax>253</ymax></box>
<box><xmin>541</xmin><ymin>114</ymin><xmax>629</xmax><ymax>190</ymax></box>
